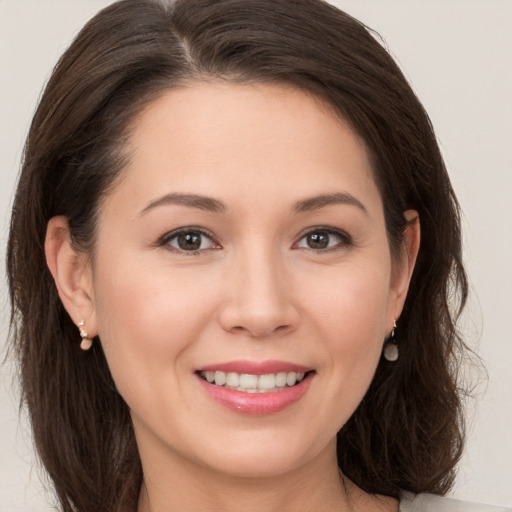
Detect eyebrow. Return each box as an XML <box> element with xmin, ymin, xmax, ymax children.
<box><xmin>294</xmin><ymin>192</ymin><xmax>368</xmax><ymax>214</ymax></box>
<box><xmin>139</xmin><ymin>191</ymin><xmax>367</xmax><ymax>216</ymax></box>
<box><xmin>139</xmin><ymin>193</ymin><xmax>226</xmax><ymax>216</ymax></box>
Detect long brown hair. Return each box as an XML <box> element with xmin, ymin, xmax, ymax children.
<box><xmin>7</xmin><ymin>1</ymin><xmax>469</xmax><ymax>510</ymax></box>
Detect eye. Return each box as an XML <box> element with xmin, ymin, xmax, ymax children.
<box><xmin>295</xmin><ymin>228</ymin><xmax>350</xmax><ymax>250</ymax></box>
<box><xmin>162</xmin><ymin>228</ymin><xmax>219</xmax><ymax>253</ymax></box>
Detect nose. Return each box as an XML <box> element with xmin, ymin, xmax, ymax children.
<box><xmin>218</xmin><ymin>246</ymin><xmax>300</xmax><ymax>339</ymax></box>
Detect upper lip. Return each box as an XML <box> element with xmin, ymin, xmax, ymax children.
<box><xmin>196</xmin><ymin>360</ymin><xmax>313</xmax><ymax>375</ymax></box>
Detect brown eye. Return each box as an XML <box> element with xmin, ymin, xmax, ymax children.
<box><xmin>295</xmin><ymin>229</ymin><xmax>349</xmax><ymax>250</ymax></box>
<box><xmin>306</xmin><ymin>232</ymin><xmax>330</xmax><ymax>249</ymax></box>
<box><xmin>165</xmin><ymin>230</ymin><xmax>215</xmax><ymax>252</ymax></box>
<box><xmin>177</xmin><ymin>233</ymin><xmax>202</xmax><ymax>250</ymax></box>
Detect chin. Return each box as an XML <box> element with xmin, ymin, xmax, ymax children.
<box><xmin>205</xmin><ymin>452</ymin><xmax>309</xmax><ymax>480</ymax></box>
<box><xmin>189</xmin><ymin>429</ymin><xmax>332</xmax><ymax>480</ymax></box>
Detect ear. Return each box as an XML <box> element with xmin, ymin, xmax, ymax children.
<box><xmin>388</xmin><ymin>210</ymin><xmax>421</xmax><ymax>325</ymax></box>
<box><xmin>45</xmin><ymin>216</ymin><xmax>98</xmax><ymax>337</ymax></box>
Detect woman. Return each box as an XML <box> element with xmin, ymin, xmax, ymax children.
<box><xmin>5</xmin><ymin>0</ymin><xmax>504</xmax><ymax>511</ymax></box>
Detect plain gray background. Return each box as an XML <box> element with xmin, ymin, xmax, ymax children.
<box><xmin>1</xmin><ymin>1</ymin><xmax>511</xmax><ymax>510</ymax></box>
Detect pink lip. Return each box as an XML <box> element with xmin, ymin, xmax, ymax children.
<box><xmin>197</xmin><ymin>359</ymin><xmax>312</xmax><ymax>375</ymax></box>
<box><xmin>196</xmin><ymin>371</ymin><xmax>314</xmax><ymax>416</ymax></box>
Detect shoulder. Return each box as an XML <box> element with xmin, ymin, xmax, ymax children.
<box><xmin>399</xmin><ymin>492</ymin><xmax>512</xmax><ymax>512</ymax></box>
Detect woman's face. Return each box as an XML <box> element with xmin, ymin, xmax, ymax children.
<box><xmin>84</xmin><ymin>83</ymin><xmax>415</xmax><ymax>478</ymax></box>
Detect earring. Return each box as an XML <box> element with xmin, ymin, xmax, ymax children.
<box><xmin>383</xmin><ymin>320</ymin><xmax>398</xmax><ymax>362</ymax></box>
<box><xmin>78</xmin><ymin>320</ymin><xmax>93</xmax><ymax>351</ymax></box>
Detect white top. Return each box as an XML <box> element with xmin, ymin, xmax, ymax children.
<box><xmin>400</xmin><ymin>492</ymin><xmax>512</xmax><ymax>512</ymax></box>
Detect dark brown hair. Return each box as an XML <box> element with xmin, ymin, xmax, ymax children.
<box><xmin>7</xmin><ymin>0</ymin><xmax>469</xmax><ymax>511</ymax></box>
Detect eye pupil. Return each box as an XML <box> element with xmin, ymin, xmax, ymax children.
<box><xmin>178</xmin><ymin>233</ymin><xmax>202</xmax><ymax>250</ymax></box>
<box><xmin>307</xmin><ymin>232</ymin><xmax>329</xmax><ymax>249</ymax></box>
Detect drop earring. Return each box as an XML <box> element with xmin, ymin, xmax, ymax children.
<box><xmin>383</xmin><ymin>320</ymin><xmax>398</xmax><ymax>362</ymax></box>
<box><xmin>78</xmin><ymin>320</ymin><xmax>93</xmax><ymax>351</ymax></box>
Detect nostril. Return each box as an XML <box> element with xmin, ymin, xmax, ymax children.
<box><xmin>217</xmin><ymin>268</ymin><xmax>300</xmax><ymax>336</ymax></box>
<box><xmin>221</xmin><ymin>316</ymin><xmax>295</xmax><ymax>339</ymax></box>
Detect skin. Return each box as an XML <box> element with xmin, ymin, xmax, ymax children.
<box><xmin>46</xmin><ymin>83</ymin><xmax>420</xmax><ymax>512</ymax></box>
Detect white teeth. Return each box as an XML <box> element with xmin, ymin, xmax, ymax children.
<box><xmin>286</xmin><ymin>372</ymin><xmax>297</xmax><ymax>387</ymax></box>
<box><xmin>239</xmin><ymin>373</ymin><xmax>258</xmax><ymax>389</ymax></box>
<box><xmin>226</xmin><ymin>372</ymin><xmax>240</xmax><ymax>387</ymax></box>
<box><xmin>275</xmin><ymin>372</ymin><xmax>287</xmax><ymax>387</ymax></box>
<box><xmin>257</xmin><ymin>374</ymin><xmax>276</xmax><ymax>390</ymax></box>
<box><xmin>201</xmin><ymin>370</ymin><xmax>308</xmax><ymax>393</ymax></box>
<box><xmin>214</xmin><ymin>371</ymin><xmax>226</xmax><ymax>386</ymax></box>
<box><xmin>238</xmin><ymin>387</ymin><xmax>259</xmax><ymax>393</ymax></box>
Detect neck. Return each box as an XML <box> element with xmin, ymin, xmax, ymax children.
<box><xmin>136</xmin><ymin>438</ymin><xmax>398</xmax><ymax>512</ymax></box>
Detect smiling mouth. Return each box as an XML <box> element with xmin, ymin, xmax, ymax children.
<box><xmin>197</xmin><ymin>370</ymin><xmax>313</xmax><ymax>394</ymax></box>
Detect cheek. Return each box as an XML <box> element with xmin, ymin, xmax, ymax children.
<box><xmin>91</xmin><ymin>257</ymin><xmax>219</xmax><ymax>402</ymax></box>
<box><xmin>304</xmin><ymin>260</ymin><xmax>391</xmax><ymax>415</ymax></box>
<box><xmin>94</xmin><ymin>254</ymin><xmax>216</xmax><ymax>336</ymax></box>
<box><xmin>307</xmin><ymin>259</ymin><xmax>391</xmax><ymax>347</ymax></box>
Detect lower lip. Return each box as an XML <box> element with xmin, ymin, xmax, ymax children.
<box><xmin>197</xmin><ymin>373</ymin><xmax>314</xmax><ymax>415</ymax></box>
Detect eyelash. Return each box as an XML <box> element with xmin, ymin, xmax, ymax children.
<box><xmin>158</xmin><ymin>226</ymin><xmax>352</xmax><ymax>255</ymax></box>
<box><xmin>158</xmin><ymin>227</ymin><xmax>220</xmax><ymax>255</ymax></box>
<box><xmin>294</xmin><ymin>226</ymin><xmax>353</xmax><ymax>252</ymax></box>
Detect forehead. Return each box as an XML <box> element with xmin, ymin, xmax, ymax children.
<box><xmin>113</xmin><ymin>82</ymin><xmax>382</xmax><ymax>217</ymax></box>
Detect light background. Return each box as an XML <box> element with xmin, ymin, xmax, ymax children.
<box><xmin>1</xmin><ymin>1</ymin><xmax>511</xmax><ymax>510</ymax></box>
